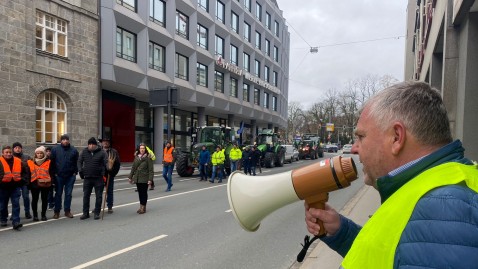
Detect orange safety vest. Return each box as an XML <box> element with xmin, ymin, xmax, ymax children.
<box><xmin>27</xmin><ymin>159</ymin><xmax>51</xmax><ymax>182</ymax></box>
<box><xmin>0</xmin><ymin>156</ymin><xmax>22</xmax><ymax>183</ymax></box>
<box><xmin>163</xmin><ymin>147</ymin><xmax>174</xmax><ymax>163</ymax></box>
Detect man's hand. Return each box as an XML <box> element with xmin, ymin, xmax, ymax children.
<box><xmin>305</xmin><ymin>202</ymin><xmax>341</xmax><ymax>236</ymax></box>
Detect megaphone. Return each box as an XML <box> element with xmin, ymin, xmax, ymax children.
<box><xmin>227</xmin><ymin>155</ymin><xmax>357</xmax><ymax>236</ymax></box>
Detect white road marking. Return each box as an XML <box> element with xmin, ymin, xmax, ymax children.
<box><xmin>225</xmin><ymin>209</ymin><xmax>232</xmax><ymax>213</ymax></box>
<box><xmin>70</xmin><ymin>235</ymin><xmax>168</xmax><ymax>269</ymax></box>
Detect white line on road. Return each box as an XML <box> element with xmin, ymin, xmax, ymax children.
<box><xmin>70</xmin><ymin>234</ymin><xmax>168</xmax><ymax>269</ymax></box>
<box><xmin>225</xmin><ymin>209</ymin><xmax>232</xmax><ymax>213</ymax></box>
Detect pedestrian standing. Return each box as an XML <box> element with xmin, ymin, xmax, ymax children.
<box><xmin>0</xmin><ymin>146</ymin><xmax>29</xmax><ymax>230</ymax></box>
<box><xmin>210</xmin><ymin>146</ymin><xmax>225</xmax><ymax>183</ymax></box>
<box><xmin>162</xmin><ymin>142</ymin><xmax>175</xmax><ymax>192</ymax></box>
<box><xmin>242</xmin><ymin>146</ymin><xmax>251</xmax><ymax>175</ymax></box>
<box><xmin>229</xmin><ymin>143</ymin><xmax>242</xmax><ymax>172</ymax></box>
<box><xmin>128</xmin><ymin>143</ymin><xmax>153</xmax><ymax>214</ymax></box>
<box><xmin>198</xmin><ymin>145</ymin><xmax>210</xmax><ymax>181</ymax></box>
<box><xmin>45</xmin><ymin>146</ymin><xmax>55</xmax><ymax>210</ymax></box>
<box><xmin>249</xmin><ymin>146</ymin><xmax>261</xmax><ymax>176</ymax></box>
<box><xmin>27</xmin><ymin>146</ymin><xmax>53</xmax><ymax>221</ymax></box>
<box><xmin>12</xmin><ymin>142</ymin><xmax>32</xmax><ymax>219</ymax></box>
<box><xmin>99</xmin><ymin>137</ymin><xmax>120</xmax><ymax>214</ymax></box>
<box><xmin>78</xmin><ymin>137</ymin><xmax>106</xmax><ymax>220</ymax></box>
<box><xmin>50</xmin><ymin>134</ymin><xmax>79</xmax><ymax>219</ymax></box>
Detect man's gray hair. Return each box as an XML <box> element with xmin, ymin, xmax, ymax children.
<box><xmin>366</xmin><ymin>81</ymin><xmax>452</xmax><ymax>146</ymax></box>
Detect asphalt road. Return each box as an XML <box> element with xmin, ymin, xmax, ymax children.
<box><xmin>0</xmin><ymin>153</ymin><xmax>363</xmax><ymax>269</ymax></box>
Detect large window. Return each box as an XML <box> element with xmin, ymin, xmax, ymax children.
<box><xmin>197</xmin><ymin>24</ymin><xmax>208</xmax><ymax>49</ymax></box>
<box><xmin>274</xmin><ymin>20</ymin><xmax>280</xmax><ymax>37</ymax></box>
<box><xmin>230</xmin><ymin>78</ymin><xmax>238</xmax><ymax>98</ymax></box>
<box><xmin>264</xmin><ymin>65</ymin><xmax>270</xmax><ymax>82</ymax></box>
<box><xmin>175</xmin><ymin>53</ymin><xmax>189</xmax><ymax>80</ymax></box>
<box><xmin>255</xmin><ymin>31</ymin><xmax>261</xmax><ymax>50</ymax></box>
<box><xmin>263</xmin><ymin>92</ymin><xmax>269</xmax><ymax>108</ymax></box>
<box><xmin>36</xmin><ymin>91</ymin><xmax>67</xmax><ymax>143</ymax></box>
<box><xmin>197</xmin><ymin>62</ymin><xmax>208</xmax><ymax>87</ymax></box>
<box><xmin>231</xmin><ymin>11</ymin><xmax>239</xmax><ymax>34</ymax></box>
<box><xmin>254</xmin><ymin>59</ymin><xmax>261</xmax><ymax>77</ymax></box>
<box><xmin>243</xmin><ymin>83</ymin><xmax>250</xmax><ymax>102</ymax></box>
<box><xmin>243</xmin><ymin>52</ymin><xmax>250</xmax><ymax>72</ymax></box>
<box><xmin>244</xmin><ymin>0</ymin><xmax>251</xmax><ymax>11</ymax></box>
<box><xmin>273</xmin><ymin>46</ymin><xmax>279</xmax><ymax>62</ymax></box>
<box><xmin>149</xmin><ymin>41</ymin><xmax>165</xmax><ymax>72</ymax></box>
<box><xmin>265</xmin><ymin>39</ymin><xmax>270</xmax><ymax>56</ymax></box>
<box><xmin>216</xmin><ymin>0</ymin><xmax>225</xmax><ymax>23</ymax></box>
<box><xmin>215</xmin><ymin>70</ymin><xmax>224</xmax><ymax>93</ymax></box>
<box><xmin>244</xmin><ymin>22</ymin><xmax>251</xmax><ymax>42</ymax></box>
<box><xmin>254</xmin><ymin>88</ymin><xmax>260</xmax><ymax>105</ymax></box>
<box><xmin>272</xmin><ymin>96</ymin><xmax>277</xmax><ymax>111</ymax></box>
<box><xmin>230</xmin><ymin>44</ymin><xmax>238</xmax><ymax>65</ymax></box>
<box><xmin>266</xmin><ymin>12</ymin><xmax>271</xmax><ymax>30</ymax></box>
<box><xmin>149</xmin><ymin>0</ymin><xmax>165</xmax><ymax>26</ymax></box>
<box><xmin>117</xmin><ymin>0</ymin><xmax>136</xmax><ymax>12</ymax></box>
<box><xmin>215</xmin><ymin>35</ymin><xmax>224</xmax><ymax>58</ymax></box>
<box><xmin>273</xmin><ymin>71</ymin><xmax>278</xmax><ymax>86</ymax></box>
<box><xmin>116</xmin><ymin>27</ymin><xmax>136</xmax><ymax>62</ymax></box>
<box><xmin>255</xmin><ymin>2</ymin><xmax>262</xmax><ymax>21</ymax></box>
<box><xmin>36</xmin><ymin>11</ymin><xmax>68</xmax><ymax>57</ymax></box>
<box><xmin>176</xmin><ymin>11</ymin><xmax>189</xmax><ymax>39</ymax></box>
<box><xmin>198</xmin><ymin>0</ymin><xmax>208</xmax><ymax>11</ymax></box>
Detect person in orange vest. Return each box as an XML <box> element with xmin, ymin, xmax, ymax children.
<box><xmin>27</xmin><ymin>146</ymin><xmax>54</xmax><ymax>221</ymax></box>
<box><xmin>0</xmin><ymin>145</ymin><xmax>30</xmax><ymax>230</ymax></box>
<box><xmin>162</xmin><ymin>142</ymin><xmax>175</xmax><ymax>192</ymax></box>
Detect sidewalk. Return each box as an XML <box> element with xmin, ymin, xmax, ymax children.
<box><xmin>291</xmin><ymin>185</ymin><xmax>381</xmax><ymax>269</ymax></box>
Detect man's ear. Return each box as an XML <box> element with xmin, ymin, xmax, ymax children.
<box><xmin>391</xmin><ymin>121</ymin><xmax>406</xmax><ymax>155</ymax></box>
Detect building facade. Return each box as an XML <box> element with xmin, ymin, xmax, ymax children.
<box><xmin>0</xmin><ymin>0</ymin><xmax>99</xmax><ymax>153</ymax></box>
<box><xmin>100</xmin><ymin>0</ymin><xmax>290</xmax><ymax>162</ymax></box>
<box><xmin>405</xmin><ymin>0</ymin><xmax>478</xmax><ymax>160</ymax></box>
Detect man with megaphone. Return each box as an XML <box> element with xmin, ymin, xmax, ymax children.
<box><xmin>305</xmin><ymin>82</ymin><xmax>478</xmax><ymax>268</ymax></box>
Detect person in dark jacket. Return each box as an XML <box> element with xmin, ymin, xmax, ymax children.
<box><xmin>249</xmin><ymin>146</ymin><xmax>261</xmax><ymax>176</ymax></box>
<box><xmin>27</xmin><ymin>146</ymin><xmax>54</xmax><ymax>221</ymax></box>
<box><xmin>0</xmin><ymin>146</ymin><xmax>29</xmax><ymax>230</ymax></box>
<box><xmin>99</xmin><ymin>137</ymin><xmax>120</xmax><ymax>214</ymax></box>
<box><xmin>78</xmin><ymin>137</ymin><xmax>106</xmax><ymax>220</ymax></box>
<box><xmin>50</xmin><ymin>134</ymin><xmax>79</xmax><ymax>219</ymax></box>
<box><xmin>12</xmin><ymin>142</ymin><xmax>32</xmax><ymax>220</ymax></box>
<box><xmin>198</xmin><ymin>145</ymin><xmax>210</xmax><ymax>181</ymax></box>
<box><xmin>128</xmin><ymin>143</ymin><xmax>153</xmax><ymax>214</ymax></box>
<box><xmin>304</xmin><ymin>81</ymin><xmax>478</xmax><ymax>268</ymax></box>
<box><xmin>241</xmin><ymin>146</ymin><xmax>251</xmax><ymax>175</ymax></box>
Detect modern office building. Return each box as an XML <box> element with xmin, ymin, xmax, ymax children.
<box><xmin>0</xmin><ymin>0</ymin><xmax>99</xmax><ymax>153</ymax></box>
<box><xmin>405</xmin><ymin>0</ymin><xmax>478</xmax><ymax>160</ymax></box>
<box><xmin>100</xmin><ymin>0</ymin><xmax>290</xmax><ymax>162</ymax></box>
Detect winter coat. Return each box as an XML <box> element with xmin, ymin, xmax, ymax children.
<box><xmin>50</xmin><ymin>143</ymin><xmax>79</xmax><ymax>178</ymax></box>
<box><xmin>199</xmin><ymin>149</ymin><xmax>211</xmax><ymax>165</ymax></box>
<box><xmin>77</xmin><ymin>146</ymin><xmax>106</xmax><ymax>179</ymax></box>
<box><xmin>129</xmin><ymin>153</ymin><xmax>154</xmax><ymax>184</ymax></box>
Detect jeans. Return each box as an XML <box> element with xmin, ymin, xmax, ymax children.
<box><xmin>55</xmin><ymin>174</ymin><xmax>76</xmax><ymax>213</ymax></box>
<box><xmin>250</xmin><ymin>166</ymin><xmax>257</xmax><ymax>176</ymax></box>
<box><xmin>199</xmin><ymin>163</ymin><xmax>208</xmax><ymax>180</ymax></box>
<box><xmin>0</xmin><ymin>187</ymin><xmax>21</xmax><ymax>224</ymax></box>
<box><xmin>21</xmin><ymin>185</ymin><xmax>30</xmax><ymax>214</ymax></box>
<box><xmin>106</xmin><ymin>176</ymin><xmax>115</xmax><ymax>208</ymax></box>
<box><xmin>230</xmin><ymin>160</ymin><xmax>238</xmax><ymax>172</ymax></box>
<box><xmin>82</xmin><ymin>177</ymin><xmax>104</xmax><ymax>215</ymax></box>
<box><xmin>162</xmin><ymin>164</ymin><xmax>174</xmax><ymax>189</ymax></box>
<box><xmin>210</xmin><ymin>164</ymin><xmax>223</xmax><ymax>182</ymax></box>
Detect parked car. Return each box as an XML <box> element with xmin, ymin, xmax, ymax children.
<box><xmin>325</xmin><ymin>144</ymin><xmax>338</xmax><ymax>153</ymax></box>
<box><xmin>283</xmin><ymin>145</ymin><xmax>299</xmax><ymax>163</ymax></box>
<box><xmin>342</xmin><ymin>144</ymin><xmax>353</xmax><ymax>154</ymax></box>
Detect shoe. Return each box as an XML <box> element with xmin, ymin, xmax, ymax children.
<box><xmin>25</xmin><ymin>212</ymin><xmax>32</xmax><ymax>219</ymax></box>
<box><xmin>165</xmin><ymin>188</ymin><xmax>171</xmax><ymax>192</ymax></box>
<box><xmin>108</xmin><ymin>207</ymin><xmax>113</xmax><ymax>214</ymax></box>
<box><xmin>149</xmin><ymin>187</ymin><xmax>154</xmax><ymax>190</ymax></box>
<box><xmin>209</xmin><ymin>180</ymin><xmax>214</xmax><ymax>183</ymax></box>
<box><xmin>33</xmin><ymin>216</ymin><xmax>39</xmax><ymax>222</ymax></box>
<box><xmin>0</xmin><ymin>221</ymin><xmax>7</xmax><ymax>227</ymax></box>
<box><xmin>80</xmin><ymin>214</ymin><xmax>90</xmax><ymax>220</ymax></box>
<box><xmin>41</xmin><ymin>215</ymin><xmax>47</xmax><ymax>221</ymax></box>
<box><xmin>218</xmin><ymin>180</ymin><xmax>222</xmax><ymax>183</ymax></box>
<box><xmin>65</xmin><ymin>211</ymin><xmax>74</xmax><ymax>218</ymax></box>
<box><xmin>53</xmin><ymin>212</ymin><xmax>60</xmax><ymax>219</ymax></box>
<box><xmin>12</xmin><ymin>223</ymin><xmax>23</xmax><ymax>230</ymax></box>
<box><xmin>94</xmin><ymin>214</ymin><xmax>100</xmax><ymax>220</ymax></box>
<box><xmin>138</xmin><ymin>205</ymin><xmax>146</xmax><ymax>214</ymax></box>
<box><xmin>136</xmin><ymin>207</ymin><xmax>142</xmax><ymax>214</ymax></box>
<box><xmin>134</xmin><ymin>189</ymin><xmax>138</xmax><ymax>192</ymax></box>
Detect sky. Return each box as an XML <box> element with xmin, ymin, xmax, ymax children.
<box><xmin>275</xmin><ymin>1</ymin><xmax>409</xmax><ymax>109</ymax></box>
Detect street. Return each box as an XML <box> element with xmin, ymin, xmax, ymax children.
<box><xmin>0</xmin><ymin>153</ymin><xmax>363</xmax><ymax>269</ymax></box>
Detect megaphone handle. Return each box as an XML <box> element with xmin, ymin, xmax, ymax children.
<box><xmin>305</xmin><ymin>192</ymin><xmax>329</xmax><ymax>237</ymax></box>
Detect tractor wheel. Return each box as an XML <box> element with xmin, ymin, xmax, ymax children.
<box><xmin>275</xmin><ymin>149</ymin><xmax>285</xmax><ymax>167</ymax></box>
<box><xmin>264</xmin><ymin>152</ymin><xmax>275</xmax><ymax>168</ymax></box>
<box><xmin>176</xmin><ymin>152</ymin><xmax>194</xmax><ymax>177</ymax></box>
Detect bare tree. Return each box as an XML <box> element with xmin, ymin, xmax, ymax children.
<box><xmin>287</xmin><ymin>102</ymin><xmax>304</xmax><ymax>141</ymax></box>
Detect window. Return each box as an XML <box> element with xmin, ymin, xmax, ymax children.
<box><xmin>266</xmin><ymin>12</ymin><xmax>271</xmax><ymax>30</ymax></box>
<box><xmin>197</xmin><ymin>24</ymin><xmax>208</xmax><ymax>49</ymax></box>
<box><xmin>264</xmin><ymin>65</ymin><xmax>270</xmax><ymax>82</ymax></box>
<box><xmin>117</xmin><ymin>0</ymin><xmax>136</xmax><ymax>12</ymax></box>
<box><xmin>265</xmin><ymin>39</ymin><xmax>270</xmax><ymax>56</ymax></box>
<box><xmin>273</xmin><ymin>71</ymin><xmax>278</xmax><ymax>86</ymax></box>
<box><xmin>216</xmin><ymin>1</ymin><xmax>225</xmax><ymax>23</ymax></box>
<box><xmin>36</xmin><ymin>11</ymin><xmax>68</xmax><ymax>57</ymax></box>
<box><xmin>273</xmin><ymin>46</ymin><xmax>279</xmax><ymax>62</ymax></box>
<box><xmin>150</xmin><ymin>0</ymin><xmax>165</xmax><ymax>26</ymax></box>
<box><xmin>230</xmin><ymin>77</ymin><xmax>238</xmax><ymax>97</ymax></box>
<box><xmin>36</xmin><ymin>91</ymin><xmax>67</xmax><ymax>143</ymax></box>
<box><xmin>272</xmin><ymin>96</ymin><xmax>277</xmax><ymax>111</ymax></box>
<box><xmin>274</xmin><ymin>20</ymin><xmax>279</xmax><ymax>37</ymax></box>
<box><xmin>263</xmin><ymin>92</ymin><xmax>269</xmax><ymax>108</ymax></box>
<box><xmin>244</xmin><ymin>22</ymin><xmax>251</xmax><ymax>42</ymax></box>
<box><xmin>198</xmin><ymin>0</ymin><xmax>208</xmax><ymax>11</ymax></box>
<box><xmin>254</xmin><ymin>88</ymin><xmax>260</xmax><ymax>105</ymax></box>
<box><xmin>254</xmin><ymin>59</ymin><xmax>260</xmax><ymax>77</ymax></box>
<box><xmin>244</xmin><ymin>0</ymin><xmax>251</xmax><ymax>11</ymax></box>
<box><xmin>175</xmin><ymin>53</ymin><xmax>189</xmax><ymax>80</ymax></box>
<box><xmin>116</xmin><ymin>27</ymin><xmax>136</xmax><ymax>62</ymax></box>
<box><xmin>255</xmin><ymin>31</ymin><xmax>261</xmax><ymax>50</ymax></box>
<box><xmin>230</xmin><ymin>44</ymin><xmax>238</xmax><ymax>65</ymax></box>
<box><xmin>197</xmin><ymin>62</ymin><xmax>208</xmax><ymax>87</ymax></box>
<box><xmin>215</xmin><ymin>70</ymin><xmax>224</xmax><ymax>92</ymax></box>
<box><xmin>255</xmin><ymin>2</ymin><xmax>262</xmax><ymax>21</ymax></box>
<box><xmin>149</xmin><ymin>41</ymin><xmax>165</xmax><ymax>72</ymax></box>
<box><xmin>231</xmin><ymin>11</ymin><xmax>239</xmax><ymax>34</ymax></box>
<box><xmin>176</xmin><ymin>11</ymin><xmax>189</xmax><ymax>39</ymax></box>
<box><xmin>243</xmin><ymin>83</ymin><xmax>250</xmax><ymax>102</ymax></box>
<box><xmin>215</xmin><ymin>35</ymin><xmax>224</xmax><ymax>58</ymax></box>
<box><xmin>243</xmin><ymin>52</ymin><xmax>250</xmax><ymax>72</ymax></box>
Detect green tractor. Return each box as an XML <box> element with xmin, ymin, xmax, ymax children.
<box><xmin>256</xmin><ymin>129</ymin><xmax>285</xmax><ymax>168</ymax></box>
<box><xmin>175</xmin><ymin>126</ymin><xmax>234</xmax><ymax>177</ymax></box>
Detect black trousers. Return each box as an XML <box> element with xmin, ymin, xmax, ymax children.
<box><xmin>31</xmin><ymin>187</ymin><xmax>50</xmax><ymax>216</ymax></box>
<box><xmin>82</xmin><ymin>177</ymin><xmax>104</xmax><ymax>215</ymax></box>
<box><xmin>136</xmin><ymin>183</ymin><xmax>148</xmax><ymax>206</ymax></box>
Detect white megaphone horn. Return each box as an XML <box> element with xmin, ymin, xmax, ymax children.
<box><xmin>227</xmin><ymin>156</ymin><xmax>357</xmax><ymax>236</ymax></box>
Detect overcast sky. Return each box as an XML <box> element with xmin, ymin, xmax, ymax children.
<box><xmin>275</xmin><ymin>1</ymin><xmax>409</xmax><ymax>109</ymax></box>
